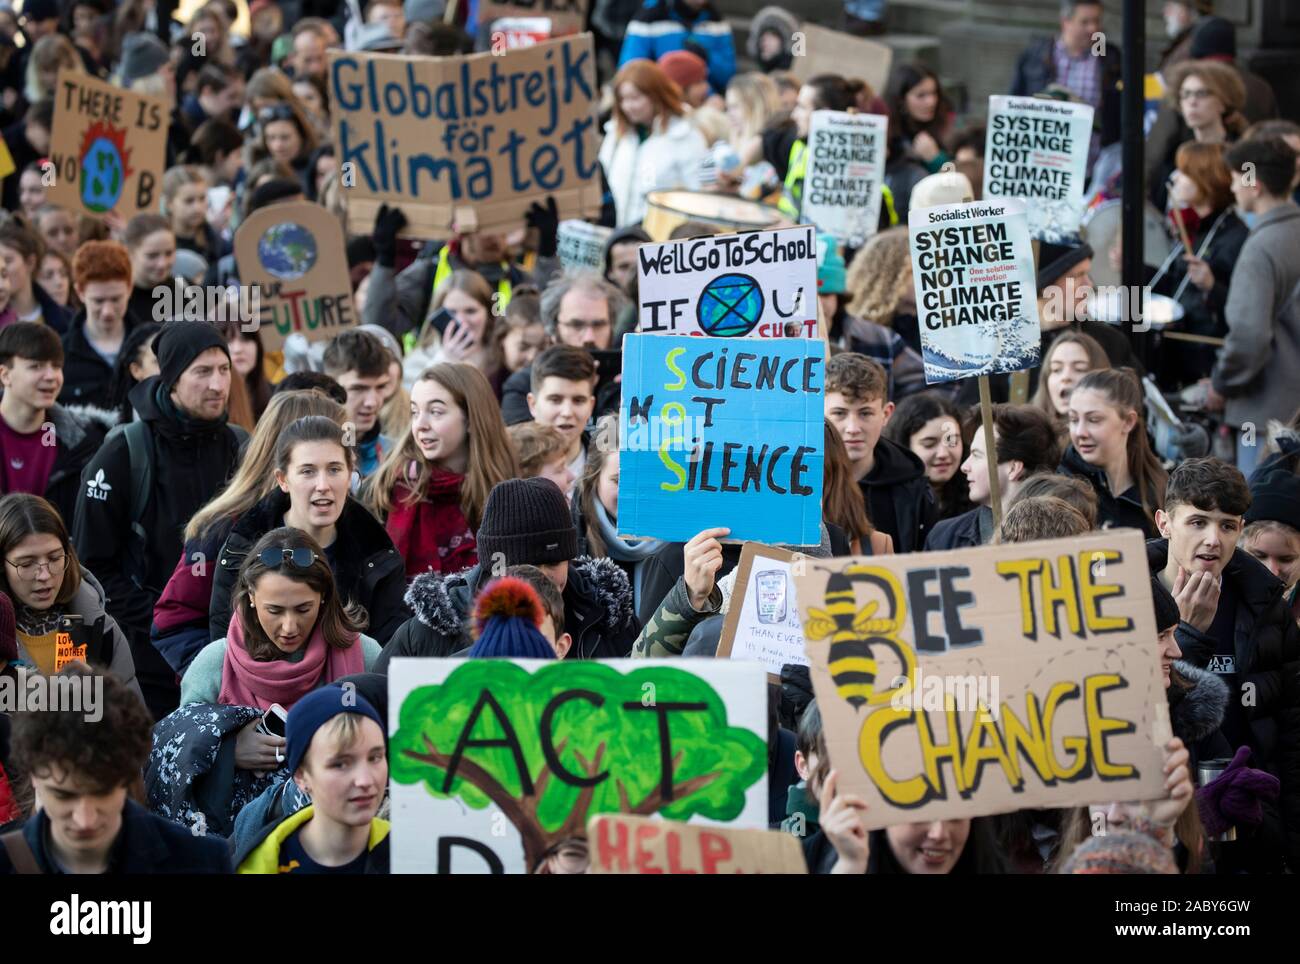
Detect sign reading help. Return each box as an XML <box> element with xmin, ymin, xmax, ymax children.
<box><xmin>328</xmin><ymin>34</ymin><xmax>602</xmax><ymax>239</ymax></box>
<box><xmin>790</xmin><ymin>531</ymin><xmax>1171</xmax><ymax>829</ymax></box>
<box><xmin>235</xmin><ymin>201</ymin><xmax>355</xmax><ymax>351</ymax></box>
<box><xmin>388</xmin><ymin>658</ymin><xmax>768</xmax><ymax>874</ymax></box>
<box><xmin>48</xmin><ymin>70</ymin><xmax>168</xmax><ymax>220</ymax></box>
<box><xmin>588</xmin><ymin>814</ymin><xmax>807</xmax><ymax>874</ymax></box>
<box><xmin>982</xmin><ymin>96</ymin><xmax>1094</xmax><ymax>243</ymax></box>
<box><xmin>637</xmin><ymin>226</ymin><xmax>818</xmax><ymax>338</ymax></box>
<box><xmin>617</xmin><ymin>333</ymin><xmax>824</xmax><ymax>545</ymax></box>
<box><xmin>909</xmin><ymin>198</ymin><xmax>1041</xmax><ymax>384</ymax></box>
<box><xmin>801</xmin><ymin>111</ymin><xmax>888</xmax><ymax>247</ymax></box>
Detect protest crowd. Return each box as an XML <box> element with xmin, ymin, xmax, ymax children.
<box><xmin>0</xmin><ymin>0</ymin><xmax>1298</xmax><ymax>884</ymax></box>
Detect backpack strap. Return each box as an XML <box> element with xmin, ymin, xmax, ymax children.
<box><xmin>1</xmin><ymin>829</ymin><xmax>42</xmax><ymax>874</ymax></box>
<box><xmin>121</xmin><ymin>420</ymin><xmax>155</xmax><ymax>548</ymax></box>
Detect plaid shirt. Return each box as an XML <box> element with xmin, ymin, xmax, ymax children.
<box><xmin>1051</xmin><ymin>36</ymin><xmax>1102</xmax><ymax>108</ymax></box>
<box><xmin>1052</xmin><ymin>37</ymin><xmax>1103</xmax><ymax>169</ymax></box>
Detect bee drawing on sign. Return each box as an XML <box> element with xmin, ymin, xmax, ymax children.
<box><xmin>803</xmin><ymin>565</ymin><xmax>915</xmax><ymax>710</ymax></box>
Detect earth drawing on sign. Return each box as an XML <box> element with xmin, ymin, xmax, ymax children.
<box><xmin>258</xmin><ymin>223</ymin><xmax>318</xmax><ymax>280</ymax></box>
<box><xmin>78</xmin><ymin>122</ymin><xmax>134</xmax><ymax>213</ymax></box>
<box><xmin>698</xmin><ymin>273</ymin><xmax>763</xmax><ymax>337</ymax></box>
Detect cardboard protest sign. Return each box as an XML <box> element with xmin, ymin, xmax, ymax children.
<box><xmin>982</xmin><ymin>96</ymin><xmax>1094</xmax><ymax>243</ymax></box>
<box><xmin>717</xmin><ymin>543</ymin><xmax>808</xmax><ymax>678</ymax></box>
<box><xmin>328</xmin><ymin>34</ymin><xmax>602</xmax><ymax>239</ymax></box>
<box><xmin>388</xmin><ymin>658</ymin><xmax>768</xmax><ymax>874</ymax></box>
<box><xmin>790</xmin><ymin>531</ymin><xmax>1172</xmax><ymax>829</ymax></box>
<box><xmin>790</xmin><ymin>23</ymin><xmax>892</xmax><ymax>102</ymax></box>
<box><xmin>637</xmin><ymin>225</ymin><xmax>818</xmax><ymax>338</ymax></box>
<box><xmin>909</xmin><ymin>198</ymin><xmax>1041</xmax><ymax>384</ymax></box>
<box><xmin>47</xmin><ymin>70</ymin><xmax>168</xmax><ymax>220</ymax></box>
<box><xmin>235</xmin><ymin>201</ymin><xmax>355</xmax><ymax>351</ymax></box>
<box><xmin>556</xmin><ymin>219</ymin><xmax>611</xmax><ymax>271</ymax></box>
<box><xmin>588</xmin><ymin>814</ymin><xmax>807</xmax><ymax>874</ymax></box>
<box><xmin>801</xmin><ymin>111</ymin><xmax>888</xmax><ymax>247</ymax></box>
<box><xmin>487</xmin><ymin>17</ymin><xmax>552</xmax><ymax>49</ymax></box>
<box><xmin>618</xmin><ymin>333</ymin><xmax>824</xmax><ymax>545</ymax></box>
<box><xmin>480</xmin><ymin>0</ymin><xmax>588</xmax><ymax>35</ymax></box>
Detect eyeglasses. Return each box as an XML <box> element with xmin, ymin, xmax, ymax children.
<box><xmin>5</xmin><ymin>551</ymin><xmax>67</xmax><ymax>580</ymax></box>
<box><xmin>557</xmin><ymin>319</ymin><xmax>611</xmax><ymax>334</ymax></box>
<box><xmin>1179</xmin><ymin>88</ymin><xmax>1215</xmax><ymax>102</ymax></box>
<box><xmin>258</xmin><ymin>547</ymin><xmax>317</xmax><ymax>569</ymax></box>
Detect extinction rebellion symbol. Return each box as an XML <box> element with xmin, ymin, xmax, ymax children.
<box><xmin>697</xmin><ymin>273</ymin><xmax>763</xmax><ymax>337</ymax></box>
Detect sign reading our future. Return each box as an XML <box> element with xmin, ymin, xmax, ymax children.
<box><xmin>801</xmin><ymin>111</ymin><xmax>887</xmax><ymax>247</ymax></box>
<box><xmin>328</xmin><ymin>33</ymin><xmax>602</xmax><ymax>238</ymax></box>
<box><xmin>908</xmin><ymin>199</ymin><xmax>1041</xmax><ymax>384</ymax></box>
<box><xmin>388</xmin><ymin>658</ymin><xmax>768</xmax><ymax>874</ymax></box>
<box><xmin>48</xmin><ymin>70</ymin><xmax>168</xmax><ymax>220</ymax></box>
<box><xmin>637</xmin><ymin>226</ymin><xmax>818</xmax><ymax>339</ymax></box>
<box><xmin>982</xmin><ymin>96</ymin><xmax>1094</xmax><ymax>243</ymax></box>
<box><xmin>618</xmin><ymin>333</ymin><xmax>824</xmax><ymax>545</ymax></box>
<box><xmin>791</xmin><ymin>531</ymin><xmax>1172</xmax><ymax>828</ymax></box>
<box><xmin>235</xmin><ymin>201</ymin><xmax>355</xmax><ymax>351</ymax></box>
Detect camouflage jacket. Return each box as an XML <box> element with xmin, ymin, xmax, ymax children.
<box><xmin>631</xmin><ymin>576</ymin><xmax>722</xmax><ymax>658</ymax></box>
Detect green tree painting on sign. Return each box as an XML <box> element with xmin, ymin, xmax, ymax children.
<box><xmin>390</xmin><ymin>661</ymin><xmax>768</xmax><ymax>871</ymax></box>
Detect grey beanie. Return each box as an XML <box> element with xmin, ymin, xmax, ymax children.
<box><xmin>118</xmin><ymin>32</ymin><xmax>170</xmax><ymax>87</ymax></box>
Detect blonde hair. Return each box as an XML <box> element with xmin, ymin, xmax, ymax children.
<box><xmin>25</xmin><ymin>35</ymin><xmax>82</xmax><ymax>104</ymax></box>
<box><xmin>508</xmin><ymin>422</ymin><xmax>569</xmax><ymax>477</ymax></box>
<box><xmin>845</xmin><ymin>227</ymin><xmax>913</xmax><ymax>325</ymax></box>
<box><xmin>185</xmin><ymin>390</ymin><xmax>347</xmax><ymax>541</ymax></box>
<box><xmin>725</xmin><ymin>72</ymin><xmax>780</xmax><ymax>145</ymax></box>
<box><xmin>690</xmin><ymin>104</ymin><xmax>731</xmax><ymax>145</ymax></box>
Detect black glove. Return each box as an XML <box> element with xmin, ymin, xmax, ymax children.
<box><xmin>526</xmin><ymin>196</ymin><xmax>559</xmax><ymax>258</ymax></box>
<box><xmin>372</xmin><ymin>203</ymin><xmax>408</xmax><ymax>269</ymax></box>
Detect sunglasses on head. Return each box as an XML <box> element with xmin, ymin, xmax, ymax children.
<box><xmin>258</xmin><ymin>104</ymin><xmax>296</xmax><ymax>124</ymax></box>
<box><xmin>259</xmin><ymin>547</ymin><xmax>317</xmax><ymax>569</ymax></box>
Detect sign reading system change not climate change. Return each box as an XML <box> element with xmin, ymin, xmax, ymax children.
<box><xmin>909</xmin><ymin>199</ymin><xmax>1040</xmax><ymax>384</ymax></box>
<box><xmin>637</xmin><ymin>226</ymin><xmax>818</xmax><ymax>338</ymax></box>
<box><xmin>801</xmin><ymin>111</ymin><xmax>888</xmax><ymax>247</ymax></box>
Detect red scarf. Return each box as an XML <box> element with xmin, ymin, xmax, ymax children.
<box><xmin>385</xmin><ymin>464</ymin><xmax>478</xmax><ymax>578</ymax></box>
<box><xmin>218</xmin><ymin>612</ymin><xmax>364</xmax><ymax>711</ymax></box>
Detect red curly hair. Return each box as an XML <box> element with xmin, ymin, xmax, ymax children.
<box><xmin>72</xmin><ymin>240</ymin><xmax>133</xmax><ymax>290</ymax></box>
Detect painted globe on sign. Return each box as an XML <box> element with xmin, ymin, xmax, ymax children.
<box><xmin>697</xmin><ymin>273</ymin><xmax>764</xmax><ymax>337</ymax></box>
<box><xmin>257</xmin><ymin>222</ymin><xmax>318</xmax><ymax>280</ymax></box>
<box><xmin>80</xmin><ymin>138</ymin><xmax>127</xmax><ymax>213</ymax></box>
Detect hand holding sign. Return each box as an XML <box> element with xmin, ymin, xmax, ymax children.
<box><xmin>684</xmin><ymin>527</ymin><xmax>730</xmax><ymax>611</ymax></box>
<box><xmin>1142</xmin><ymin>737</ymin><xmax>1194</xmax><ymax>830</ymax></box>
<box><xmin>819</xmin><ymin>771</ymin><xmax>870</xmax><ymax>875</ymax></box>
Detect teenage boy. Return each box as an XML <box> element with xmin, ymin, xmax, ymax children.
<box><xmin>1147</xmin><ymin>456</ymin><xmax>1300</xmax><ymax>871</ymax></box>
<box><xmin>527</xmin><ymin>346</ymin><xmax>597</xmax><ymax>487</ymax></box>
<box><xmin>0</xmin><ymin>665</ymin><xmax>231</xmax><ymax>873</ymax></box>
<box><xmin>0</xmin><ymin>323</ymin><xmax>116</xmax><ymax>523</ymax></box>
<box><xmin>322</xmin><ymin>329</ymin><xmax>393</xmax><ymax>480</ymax></box>
<box><xmin>823</xmin><ymin>353</ymin><xmax>935</xmax><ymax>552</ymax></box>
<box><xmin>59</xmin><ymin>241</ymin><xmax>142</xmax><ymax>411</ymax></box>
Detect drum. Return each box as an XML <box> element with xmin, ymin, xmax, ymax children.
<box><xmin>1080</xmin><ymin>199</ymin><xmax>1172</xmax><ymax>287</ymax></box>
<box><xmin>1087</xmin><ymin>289</ymin><xmax>1185</xmax><ymax>328</ymax></box>
<box><xmin>642</xmin><ymin>190</ymin><xmax>783</xmax><ymax>242</ymax></box>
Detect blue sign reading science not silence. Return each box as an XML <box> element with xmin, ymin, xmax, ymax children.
<box><xmin>617</xmin><ymin>334</ymin><xmax>825</xmax><ymax>546</ymax></box>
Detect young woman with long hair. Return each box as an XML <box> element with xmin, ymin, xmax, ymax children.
<box><xmin>0</xmin><ymin>493</ymin><xmax>139</xmax><ymax>697</ymax></box>
<box><xmin>152</xmin><ymin>390</ymin><xmax>348</xmax><ymax>676</ymax></box>
<box><xmin>883</xmin><ymin>393</ymin><xmax>971</xmax><ymax>521</ymax></box>
<box><xmin>1059</xmin><ymin>368</ymin><xmax>1168</xmax><ymax>536</ymax></box>
<box><xmin>206</xmin><ymin>416</ymin><xmax>408</xmax><ymax>646</ymax></box>
<box><xmin>1031</xmin><ymin>331</ymin><xmax>1109</xmax><ymax>442</ymax></box>
<box><xmin>365</xmin><ymin>363</ymin><xmax>519</xmax><ymax>577</ymax></box>
<box><xmin>402</xmin><ymin>270</ymin><xmax>502</xmax><ymax>390</ymax></box>
<box><xmin>822</xmin><ymin>420</ymin><xmax>891</xmax><ymax>554</ymax></box>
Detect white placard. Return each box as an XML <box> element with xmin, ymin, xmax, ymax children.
<box><xmin>801</xmin><ymin>111</ymin><xmax>888</xmax><ymax>247</ymax></box>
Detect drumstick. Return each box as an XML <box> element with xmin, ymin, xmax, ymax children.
<box><xmin>1169</xmin><ymin>205</ymin><xmax>1194</xmax><ymax>256</ymax></box>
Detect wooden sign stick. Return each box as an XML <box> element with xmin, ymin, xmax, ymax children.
<box><xmin>979</xmin><ymin>374</ymin><xmax>1002</xmax><ymax>533</ymax></box>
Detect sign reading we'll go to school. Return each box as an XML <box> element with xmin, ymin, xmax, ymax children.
<box><xmin>791</xmin><ymin>530</ymin><xmax>1172</xmax><ymax>829</ymax></box>
<box><xmin>617</xmin><ymin>333</ymin><xmax>824</xmax><ymax>546</ymax></box>
<box><xmin>636</xmin><ymin>226</ymin><xmax>818</xmax><ymax>339</ymax></box>
<box><xmin>328</xmin><ymin>34</ymin><xmax>603</xmax><ymax>239</ymax></box>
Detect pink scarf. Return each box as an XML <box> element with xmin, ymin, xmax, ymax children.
<box><xmin>218</xmin><ymin>612</ymin><xmax>364</xmax><ymax>711</ymax></box>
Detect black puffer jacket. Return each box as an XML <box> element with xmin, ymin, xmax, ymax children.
<box><xmin>1148</xmin><ymin>539</ymin><xmax>1300</xmax><ymax>868</ymax></box>
<box><xmin>1168</xmin><ymin>660</ymin><xmax>1232</xmax><ymax>770</ymax></box>
<box><xmin>857</xmin><ymin>436</ymin><xmax>937</xmax><ymax>553</ymax></box>
<box><xmin>1059</xmin><ymin>445</ymin><xmax>1160</xmax><ymax>538</ymax></box>
<box><xmin>923</xmin><ymin>505</ymin><xmax>992</xmax><ymax>551</ymax></box>
<box><xmin>43</xmin><ymin>403</ymin><xmax>118</xmax><ymax>525</ymax></box>
<box><xmin>374</xmin><ymin>556</ymin><xmax>638</xmax><ymax>671</ymax></box>
<box><xmin>207</xmin><ymin>490</ymin><xmax>409</xmax><ymax>646</ymax></box>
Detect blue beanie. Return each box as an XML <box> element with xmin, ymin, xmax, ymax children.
<box><xmin>816</xmin><ymin>233</ymin><xmax>847</xmax><ymax>296</ymax></box>
<box><xmin>285</xmin><ymin>686</ymin><xmax>384</xmax><ymax>776</ymax></box>
<box><xmin>466</xmin><ymin>576</ymin><xmax>556</xmax><ymax>659</ymax></box>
